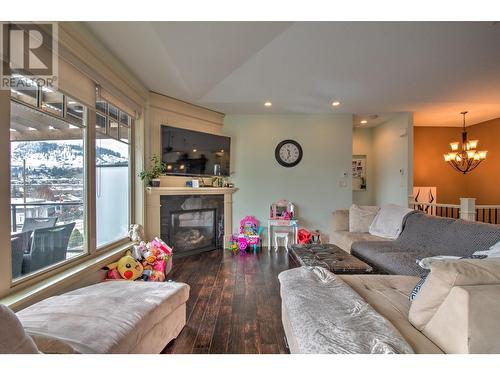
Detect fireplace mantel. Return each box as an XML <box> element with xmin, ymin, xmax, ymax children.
<box><xmin>145</xmin><ymin>187</ymin><xmax>237</xmax><ymax>247</ymax></box>
<box><xmin>146</xmin><ymin>187</ymin><xmax>237</xmax><ymax>196</ymax></box>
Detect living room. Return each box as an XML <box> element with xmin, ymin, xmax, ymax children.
<box><xmin>2</xmin><ymin>2</ymin><xmax>500</xmax><ymax>374</ymax></box>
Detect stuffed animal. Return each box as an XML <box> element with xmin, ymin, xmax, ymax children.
<box><xmin>128</xmin><ymin>224</ymin><xmax>145</xmax><ymax>242</ymax></box>
<box><xmin>105</xmin><ymin>250</ymin><xmax>144</xmax><ymax>280</ymax></box>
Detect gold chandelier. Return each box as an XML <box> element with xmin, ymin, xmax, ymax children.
<box><xmin>444</xmin><ymin>111</ymin><xmax>487</xmax><ymax>174</ymax></box>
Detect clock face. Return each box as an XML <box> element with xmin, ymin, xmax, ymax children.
<box><xmin>275</xmin><ymin>140</ymin><xmax>303</xmax><ymax>167</ymax></box>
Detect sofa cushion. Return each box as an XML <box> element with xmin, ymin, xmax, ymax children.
<box><xmin>0</xmin><ymin>304</ymin><xmax>39</xmax><ymax>354</ymax></box>
<box><xmin>279</xmin><ymin>267</ymin><xmax>414</xmax><ymax>353</ymax></box>
<box><xmin>339</xmin><ymin>275</ymin><xmax>443</xmax><ymax>354</ymax></box>
<box><xmin>351</xmin><ymin>241</ymin><xmax>435</xmax><ymax>276</ymax></box>
<box><xmin>330</xmin><ymin>209</ymin><xmax>349</xmax><ymax>232</ymax></box>
<box><xmin>17</xmin><ymin>281</ymin><xmax>190</xmax><ymax>354</ymax></box>
<box><xmin>330</xmin><ymin>230</ymin><xmax>387</xmax><ymax>254</ymax></box>
<box><xmin>398</xmin><ymin>213</ymin><xmax>500</xmax><ymax>257</ymax></box>
<box><xmin>349</xmin><ymin>204</ymin><xmax>379</xmax><ymax>233</ymax></box>
<box><xmin>409</xmin><ymin>258</ymin><xmax>500</xmax><ymax>331</ymax></box>
<box><xmin>369</xmin><ymin>204</ymin><xmax>414</xmax><ymax>239</ymax></box>
<box><xmin>418</xmin><ymin>284</ymin><xmax>500</xmax><ymax>353</ymax></box>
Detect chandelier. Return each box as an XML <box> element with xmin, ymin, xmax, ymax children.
<box><xmin>444</xmin><ymin>111</ymin><xmax>487</xmax><ymax>174</ymax></box>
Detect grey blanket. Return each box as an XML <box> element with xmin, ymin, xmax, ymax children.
<box><xmin>279</xmin><ymin>267</ymin><xmax>414</xmax><ymax>354</ymax></box>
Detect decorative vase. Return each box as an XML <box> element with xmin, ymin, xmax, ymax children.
<box><xmin>151</xmin><ymin>178</ymin><xmax>161</xmax><ymax>187</ymax></box>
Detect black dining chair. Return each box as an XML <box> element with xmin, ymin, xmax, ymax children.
<box><xmin>11</xmin><ymin>230</ymin><xmax>32</xmax><ymax>279</ymax></box>
<box><xmin>22</xmin><ymin>222</ymin><xmax>75</xmax><ymax>275</ymax></box>
<box><xmin>22</xmin><ymin>217</ymin><xmax>58</xmax><ymax>232</ymax></box>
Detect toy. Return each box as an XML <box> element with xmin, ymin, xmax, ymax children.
<box><xmin>228</xmin><ymin>234</ymin><xmax>239</xmax><ymax>254</ymax></box>
<box><xmin>105</xmin><ymin>250</ymin><xmax>144</xmax><ymax>280</ymax></box>
<box><xmin>297</xmin><ymin>228</ymin><xmax>312</xmax><ymax>244</ymax></box>
<box><xmin>270</xmin><ymin>199</ymin><xmax>295</xmax><ymax>220</ymax></box>
<box><xmin>311</xmin><ymin>230</ymin><xmax>322</xmax><ymax>244</ymax></box>
<box><xmin>106</xmin><ymin>237</ymin><xmax>173</xmax><ymax>282</ymax></box>
<box><xmin>238</xmin><ymin>216</ymin><xmax>262</xmax><ymax>252</ymax></box>
<box><xmin>128</xmin><ymin>224</ymin><xmax>144</xmax><ymax>242</ymax></box>
<box><xmin>133</xmin><ymin>238</ymin><xmax>172</xmax><ymax>282</ymax></box>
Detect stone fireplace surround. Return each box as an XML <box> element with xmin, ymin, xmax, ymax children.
<box><xmin>145</xmin><ymin>186</ymin><xmax>236</xmax><ymax>255</ymax></box>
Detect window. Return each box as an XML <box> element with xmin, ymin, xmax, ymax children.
<box><xmin>95</xmin><ymin>99</ymin><xmax>132</xmax><ymax>248</ymax></box>
<box><xmin>10</xmin><ymin>84</ymin><xmax>87</xmax><ymax>280</ymax></box>
<box><xmin>8</xmin><ymin>74</ymin><xmax>136</xmax><ymax>282</ymax></box>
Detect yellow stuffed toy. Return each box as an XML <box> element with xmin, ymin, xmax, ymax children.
<box><xmin>105</xmin><ymin>250</ymin><xmax>144</xmax><ymax>280</ymax></box>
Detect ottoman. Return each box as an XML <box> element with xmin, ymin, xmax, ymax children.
<box><xmin>17</xmin><ymin>281</ymin><xmax>190</xmax><ymax>354</ymax></box>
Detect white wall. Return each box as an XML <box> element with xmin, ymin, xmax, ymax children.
<box><xmin>372</xmin><ymin>113</ymin><xmax>413</xmax><ymax>207</ymax></box>
<box><xmin>352</xmin><ymin>127</ymin><xmax>375</xmax><ymax>206</ymax></box>
<box><xmin>223</xmin><ymin>114</ymin><xmax>352</xmax><ymax>244</ymax></box>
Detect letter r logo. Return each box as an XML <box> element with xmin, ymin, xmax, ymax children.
<box><xmin>2</xmin><ymin>23</ymin><xmax>54</xmax><ymax>76</ymax></box>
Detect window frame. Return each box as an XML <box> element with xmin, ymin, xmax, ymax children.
<box><xmin>94</xmin><ymin>98</ymin><xmax>134</xmax><ymax>251</ymax></box>
<box><xmin>8</xmin><ymin>83</ymin><xmax>136</xmax><ymax>286</ymax></box>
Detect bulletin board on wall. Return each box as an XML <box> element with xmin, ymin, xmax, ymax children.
<box><xmin>352</xmin><ymin>155</ymin><xmax>367</xmax><ymax>191</ymax></box>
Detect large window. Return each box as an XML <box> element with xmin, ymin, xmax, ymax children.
<box><xmin>10</xmin><ymin>81</ymin><xmax>87</xmax><ymax>280</ymax></box>
<box><xmin>8</xmin><ymin>76</ymin><xmax>135</xmax><ymax>282</ymax></box>
<box><xmin>95</xmin><ymin>98</ymin><xmax>132</xmax><ymax>248</ymax></box>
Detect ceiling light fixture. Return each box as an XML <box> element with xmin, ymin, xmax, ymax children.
<box><xmin>264</xmin><ymin>101</ymin><xmax>272</xmax><ymax>107</ymax></box>
<box><xmin>444</xmin><ymin>111</ymin><xmax>487</xmax><ymax>174</ymax></box>
<box><xmin>360</xmin><ymin>120</ymin><xmax>368</xmax><ymax>124</ymax></box>
<box><xmin>332</xmin><ymin>101</ymin><xmax>341</xmax><ymax>107</ymax></box>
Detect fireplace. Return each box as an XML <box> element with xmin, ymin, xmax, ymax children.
<box><xmin>160</xmin><ymin>195</ymin><xmax>224</xmax><ymax>257</ymax></box>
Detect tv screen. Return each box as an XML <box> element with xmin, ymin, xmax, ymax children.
<box><xmin>161</xmin><ymin>125</ymin><xmax>231</xmax><ymax>177</ymax></box>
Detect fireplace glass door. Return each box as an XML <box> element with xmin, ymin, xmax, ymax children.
<box><xmin>170</xmin><ymin>208</ymin><xmax>216</xmax><ymax>254</ymax></box>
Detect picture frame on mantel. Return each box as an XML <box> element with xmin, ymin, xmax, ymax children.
<box><xmin>352</xmin><ymin>155</ymin><xmax>367</xmax><ymax>191</ymax></box>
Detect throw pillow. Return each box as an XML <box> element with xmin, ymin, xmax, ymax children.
<box><xmin>409</xmin><ymin>275</ymin><xmax>427</xmax><ymax>302</ymax></box>
<box><xmin>409</xmin><ymin>258</ymin><xmax>500</xmax><ymax>331</ymax></box>
<box><xmin>368</xmin><ymin>204</ymin><xmax>414</xmax><ymax>239</ymax></box>
<box><xmin>0</xmin><ymin>304</ymin><xmax>39</xmax><ymax>354</ymax></box>
<box><xmin>349</xmin><ymin>204</ymin><xmax>379</xmax><ymax>233</ymax></box>
<box><xmin>472</xmin><ymin>240</ymin><xmax>500</xmax><ymax>258</ymax></box>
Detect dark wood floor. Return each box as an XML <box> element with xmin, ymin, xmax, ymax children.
<box><xmin>162</xmin><ymin>247</ymin><xmax>297</xmax><ymax>354</ymax></box>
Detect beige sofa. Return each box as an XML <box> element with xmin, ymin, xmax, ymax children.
<box><xmin>12</xmin><ymin>281</ymin><xmax>190</xmax><ymax>354</ymax></box>
<box><xmin>329</xmin><ymin>208</ymin><xmax>388</xmax><ymax>253</ymax></box>
<box><xmin>280</xmin><ymin>258</ymin><xmax>500</xmax><ymax>353</ymax></box>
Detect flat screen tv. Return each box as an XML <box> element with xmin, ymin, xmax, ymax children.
<box><xmin>161</xmin><ymin>125</ymin><xmax>231</xmax><ymax>177</ymax></box>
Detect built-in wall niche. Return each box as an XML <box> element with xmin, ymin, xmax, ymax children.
<box><xmin>352</xmin><ymin>155</ymin><xmax>367</xmax><ymax>191</ymax></box>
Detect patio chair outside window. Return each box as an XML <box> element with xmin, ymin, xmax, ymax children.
<box><xmin>11</xmin><ymin>230</ymin><xmax>32</xmax><ymax>279</ymax></box>
<box><xmin>22</xmin><ymin>217</ymin><xmax>58</xmax><ymax>232</ymax></box>
<box><xmin>22</xmin><ymin>223</ymin><xmax>76</xmax><ymax>275</ymax></box>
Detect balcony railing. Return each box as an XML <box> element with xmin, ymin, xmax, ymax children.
<box><xmin>10</xmin><ymin>201</ymin><xmax>83</xmax><ymax>233</ymax></box>
<box><xmin>409</xmin><ymin>198</ymin><xmax>499</xmax><ymax>225</ymax></box>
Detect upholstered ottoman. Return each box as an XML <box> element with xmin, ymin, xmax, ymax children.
<box><xmin>17</xmin><ymin>281</ymin><xmax>189</xmax><ymax>354</ymax></box>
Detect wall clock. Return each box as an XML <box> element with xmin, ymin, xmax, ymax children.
<box><xmin>275</xmin><ymin>139</ymin><xmax>303</xmax><ymax>167</ymax></box>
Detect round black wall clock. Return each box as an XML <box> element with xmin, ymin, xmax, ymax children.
<box><xmin>275</xmin><ymin>139</ymin><xmax>303</xmax><ymax>167</ymax></box>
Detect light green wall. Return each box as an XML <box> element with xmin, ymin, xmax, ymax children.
<box><xmin>223</xmin><ymin>114</ymin><xmax>353</xmax><ymax>244</ymax></box>
<box><xmin>372</xmin><ymin>113</ymin><xmax>413</xmax><ymax>207</ymax></box>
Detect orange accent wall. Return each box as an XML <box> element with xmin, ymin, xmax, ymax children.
<box><xmin>414</xmin><ymin>118</ymin><xmax>500</xmax><ymax>205</ymax></box>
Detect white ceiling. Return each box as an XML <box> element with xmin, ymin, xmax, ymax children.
<box><xmin>85</xmin><ymin>22</ymin><xmax>500</xmax><ymax>127</ymax></box>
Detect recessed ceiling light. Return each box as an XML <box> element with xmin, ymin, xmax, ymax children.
<box><xmin>360</xmin><ymin>120</ymin><xmax>368</xmax><ymax>124</ymax></box>
<box><xmin>264</xmin><ymin>101</ymin><xmax>272</xmax><ymax>107</ymax></box>
<box><xmin>332</xmin><ymin>101</ymin><xmax>341</xmax><ymax>107</ymax></box>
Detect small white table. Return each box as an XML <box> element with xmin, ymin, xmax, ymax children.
<box><xmin>267</xmin><ymin>219</ymin><xmax>299</xmax><ymax>250</ymax></box>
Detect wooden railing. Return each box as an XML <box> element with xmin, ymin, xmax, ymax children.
<box><xmin>409</xmin><ymin>202</ymin><xmax>460</xmax><ymax>219</ymax></box>
<box><xmin>409</xmin><ymin>198</ymin><xmax>500</xmax><ymax>225</ymax></box>
<box><xmin>476</xmin><ymin>205</ymin><xmax>500</xmax><ymax>225</ymax></box>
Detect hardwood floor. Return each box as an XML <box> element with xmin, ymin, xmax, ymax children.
<box><xmin>162</xmin><ymin>247</ymin><xmax>297</xmax><ymax>354</ymax></box>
